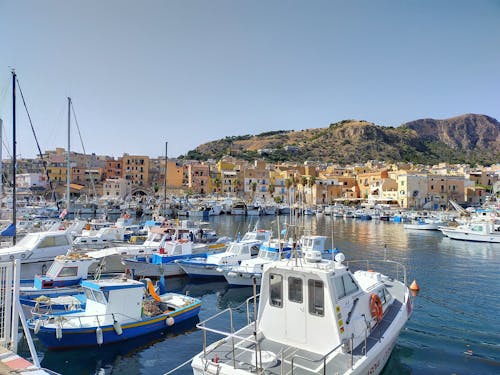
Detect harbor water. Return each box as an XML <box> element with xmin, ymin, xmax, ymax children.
<box><xmin>18</xmin><ymin>215</ymin><xmax>500</xmax><ymax>375</ymax></box>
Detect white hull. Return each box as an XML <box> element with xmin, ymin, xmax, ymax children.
<box><xmin>440</xmin><ymin>229</ymin><xmax>500</xmax><ymax>243</ymax></box>
<box><xmin>223</xmin><ymin>271</ymin><xmax>262</xmax><ymax>286</ymax></box>
<box><xmin>124</xmin><ymin>259</ymin><xmax>185</xmax><ymax>277</ymax></box>
<box><xmin>404</xmin><ymin>223</ymin><xmax>440</xmax><ymax>230</ymax></box>
<box><xmin>177</xmin><ymin>262</ymin><xmax>224</xmax><ymax>278</ymax></box>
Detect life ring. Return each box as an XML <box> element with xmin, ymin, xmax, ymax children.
<box><xmin>370</xmin><ymin>294</ymin><xmax>383</xmax><ymax>322</ymax></box>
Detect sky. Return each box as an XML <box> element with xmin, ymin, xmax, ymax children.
<box><xmin>0</xmin><ymin>0</ymin><xmax>499</xmax><ymax>160</ymax></box>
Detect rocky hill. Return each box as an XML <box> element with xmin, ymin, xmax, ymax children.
<box><xmin>184</xmin><ymin>114</ymin><xmax>500</xmax><ymax>165</ymax></box>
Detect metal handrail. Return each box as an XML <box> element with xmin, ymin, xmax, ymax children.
<box><xmin>291</xmin><ymin>342</ymin><xmax>344</xmax><ymax>375</ymax></box>
<box><xmin>346</xmin><ymin>258</ymin><xmax>408</xmax><ymax>287</ymax></box>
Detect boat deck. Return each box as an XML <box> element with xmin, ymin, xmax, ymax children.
<box><xmin>201</xmin><ymin>280</ymin><xmax>406</xmax><ymax>374</ymax></box>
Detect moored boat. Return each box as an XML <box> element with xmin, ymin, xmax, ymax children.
<box><xmin>28</xmin><ymin>277</ymin><xmax>201</xmax><ymax>350</ymax></box>
<box><xmin>190</xmin><ymin>247</ymin><xmax>412</xmax><ymax>375</ymax></box>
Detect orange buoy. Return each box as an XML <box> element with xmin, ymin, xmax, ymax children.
<box><xmin>409</xmin><ymin>279</ymin><xmax>420</xmax><ymax>291</ymax></box>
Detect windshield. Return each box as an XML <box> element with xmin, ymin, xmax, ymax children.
<box><xmin>258</xmin><ymin>250</ymin><xmax>277</xmax><ymax>260</ymax></box>
<box><xmin>46</xmin><ymin>262</ymin><xmax>59</xmax><ymax>277</ymax></box>
<box><xmin>13</xmin><ymin>233</ymin><xmax>40</xmax><ymax>249</ymax></box>
<box><xmin>226</xmin><ymin>243</ymin><xmax>241</xmax><ymax>254</ymax></box>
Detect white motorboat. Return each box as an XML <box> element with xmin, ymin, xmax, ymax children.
<box><xmin>191</xmin><ymin>247</ymin><xmax>413</xmax><ymax>375</ymax></box>
<box><xmin>404</xmin><ymin>217</ymin><xmax>445</xmax><ymax>231</ymax></box>
<box><xmin>176</xmin><ymin>229</ymin><xmax>271</xmax><ymax>279</ymax></box>
<box><xmin>0</xmin><ymin>220</ymin><xmax>86</xmax><ymax>278</ymax></box>
<box><xmin>440</xmin><ymin>220</ymin><xmax>500</xmax><ymax>242</ymax></box>
<box><xmin>221</xmin><ymin>238</ymin><xmax>293</xmax><ymax>286</ymax></box>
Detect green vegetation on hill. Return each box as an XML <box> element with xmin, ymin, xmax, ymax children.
<box><xmin>183</xmin><ymin>114</ymin><xmax>500</xmax><ymax>165</ymax></box>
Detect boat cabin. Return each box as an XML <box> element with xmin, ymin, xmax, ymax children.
<box><xmin>34</xmin><ymin>254</ymin><xmax>97</xmax><ymax>289</ymax></box>
<box><xmin>241</xmin><ymin>229</ymin><xmax>272</xmax><ymax>242</ymax></box>
<box><xmin>258</xmin><ymin>251</ymin><xmax>394</xmax><ymax>355</ymax></box>
<box><xmin>82</xmin><ymin>278</ymin><xmax>145</xmax><ymax>325</ymax></box>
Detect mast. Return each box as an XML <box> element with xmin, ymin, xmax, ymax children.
<box><xmin>12</xmin><ymin>70</ymin><xmax>17</xmax><ymax>244</ymax></box>
<box><xmin>66</xmin><ymin>97</ymin><xmax>71</xmax><ymax>215</ymax></box>
<box><xmin>164</xmin><ymin>141</ymin><xmax>167</xmax><ymax>215</ymax></box>
<box><xmin>0</xmin><ymin>118</ymin><xmax>3</xmax><ymax>198</ymax></box>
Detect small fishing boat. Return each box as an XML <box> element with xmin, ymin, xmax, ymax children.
<box><xmin>404</xmin><ymin>217</ymin><xmax>445</xmax><ymax>231</ymax></box>
<box><xmin>19</xmin><ymin>253</ymin><xmax>97</xmax><ymax>314</ymax></box>
<box><xmin>28</xmin><ymin>277</ymin><xmax>201</xmax><ymax>350</ymax></box>
<box><xmin>190</xmin><ymin>245</ymin><xmax>412</xmax><ymax>375</ymax></box>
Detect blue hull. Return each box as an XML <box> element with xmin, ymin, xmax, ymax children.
<box><xmin>30</xmin><ymin>304</ymin><xmax>201</xmax><ymax>350</ymax></box>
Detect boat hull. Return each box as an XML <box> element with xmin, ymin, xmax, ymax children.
<box><xmin>31</xmin><ymin>304</ymin><xmax>201</xmax><ymax>350</ymax></box>
<box><xmin>176</xmin><ymin>261</ymin><xmax>226</xmax><ymax>279</ymax></box>
<box><xmin>440</xmin><ymin>229</ymin><xmax>500</xmax><ymax>242</ymax></box>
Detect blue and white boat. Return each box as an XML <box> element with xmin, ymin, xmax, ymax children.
<box><xmin>28</xmin><ymin>277</ymin><xmax>201</xmax><ymax>350</ymax></box>
<box><xmin>221</xmin><ymin>238</ymin><xmax>293</xmax><ymax>286</ymax></box>
<box><xmin>123</xmin><ymin>237</ymin><xmax>229</xmax><ymax>278</ymax></box>
<box><xmin>19</xmin><ymin>253</ymin><xmax>98</xmax><ymax>314</ymax></box>
<box><xmin>176</xmin><ymin>229</ymin><xmax>271</xmax><ymax>279</ymax></box>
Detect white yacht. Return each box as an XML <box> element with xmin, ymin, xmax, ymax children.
<box><xmin>191</xmin><ymin>246</ymin><xmax>413</xmax><ymax>375</ymax></box>
<box><xmin>440</xmin><ymin>220</ymin><xmax>500</xmax><ymax>242</ymax></box>
<box><xmin>0</xmin><ymin>220</ymin><xmax>86</xmax><ymax>278</ymax></box>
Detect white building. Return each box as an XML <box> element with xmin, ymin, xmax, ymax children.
<box><xmin>102</xmin><ymin>178</ymin><xmax>129</xmax><ymax>200</ymax></box>
<box><xmin>16</xmin><ymin>173</ymin><xmax>47</xmax><ymax>189</ymax></box>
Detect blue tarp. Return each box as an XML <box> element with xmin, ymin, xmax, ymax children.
<box><xmin>0</xmin><ymin>223</ymin><xmax>16</xmax><ymax>237</ymax></box>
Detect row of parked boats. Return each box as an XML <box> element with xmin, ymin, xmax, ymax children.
<box><xmin>14</xmin><ymin>223</ymin><xmax>413</xmax><ymax>375</ymax></box>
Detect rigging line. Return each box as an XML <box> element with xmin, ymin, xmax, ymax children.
<box><xmin>70</xmin><ymin>101</ymin><xmax>97</xmax><ymax>198</ymax></box>
<box><xmin>15</xmin><ymin>77</ymin><xmax>57</xmax><ymax>202</ymax></box>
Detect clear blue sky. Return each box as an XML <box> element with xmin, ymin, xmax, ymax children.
<box><xmin>1</xmin><ymin>0</ymin><xmax>499</xmax><ymax>159</ymax></box>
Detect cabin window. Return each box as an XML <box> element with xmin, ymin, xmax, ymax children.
<box><xmin>84</xmin><ymin>288</ymin><xmax>95</xmax><ymax>302</ymax></box>
<box><xmin>288</xmin><ymin>277</ymin><xmax>303</xmax><ymax>303</ymax></box>
<box><xmin>334</xmin><ymin>274</ymin><xmax>359</xmax><ymax>299</ymax></box>
<box><xmin>57</xmin><ymin>267</ymin><xmax>78</xmax><ymax>277</ymax></box>
<box><xmin>55</xmin><ymin>235</ymin><xmax>70</xmax><ymax>246</ymax></box>
<box><xmin>38</xmin><ymin>236</ymin><xmax>56</xmax><ymax>248</ymax></box>
<box><xmin>308</xmin><ymin>279</ymin><xmax>324</xmax><ymax>316</ymax></box>
<box><xmin>94</xmin><ymin>290</ymin><xmax>107</xmax><ymax>304</ymax></box>
<box><xmin>269</xmin><ymin>273</ymin><xmax>283</xmax><ymax>308</ymax></box>
<box><xmin>250</xmin><ymin>244</ymin><xmax>260</xmax><ymax>256</ymax></box>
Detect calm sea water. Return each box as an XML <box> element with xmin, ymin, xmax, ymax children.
<box><xmin>18</xmin><ymin>215</ymin><xmax>500</xmax><ymax>375</ymax></box>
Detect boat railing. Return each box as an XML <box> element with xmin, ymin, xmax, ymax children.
<box><xmin>346</xmin><ymin>258</ymin><xmax>408</xmax><ymax>287</ymax></box>
<box><xmin>291</xmin><ymin>312</ymin><xmax>378</xmax><ymax>373</ymax></box>
<box><xmin>290</xmin><ymin>341</ymin><xmax>344</xmax><ymax>375</ymax></box>
<box><xmin>31</xmin><ymin>311</ymin><xmax>137</xmax><ymax>328</ymax></box>
<box><xmin>196</xmin><ymin>294</ymin><xmax>263</xmax><ymax>372</ymax></box>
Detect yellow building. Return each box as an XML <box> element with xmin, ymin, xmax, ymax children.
<box><xmin>122</xmin><ymin>154</ymin><xmax>150</xmax><ymax>187</ymax></box>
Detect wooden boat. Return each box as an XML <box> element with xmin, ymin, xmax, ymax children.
<box><xmin>28</xmin><ymin>277</ymin><xmax>201</xmax><ymax>350</ymax></box>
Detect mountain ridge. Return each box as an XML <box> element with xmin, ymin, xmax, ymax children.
<box><xmin>184</xmin><ymin>114</ymin><xmax>500</xmax><ymax>165</ymax></box>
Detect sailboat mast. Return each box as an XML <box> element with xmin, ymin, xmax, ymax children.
<box><xmin>66</xmin><ymin>97</ymin><xmax>71</xmax><ymax>215</ymax></box>
<box><xmin>164</xmin><ymin>141</ymin><xmax>167</xmax><ymax>215</ymax></box>
<box><xmin>0</xmin><ymin>118</ymin><xmax>3</xmax><ymax>198</ymax></box>
<box><xmin>12</xmin><ymin>70</ymin><xmax>17</xmax><ymax>245</ymax></box>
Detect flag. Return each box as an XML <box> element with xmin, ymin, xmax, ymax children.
<box><xmin>0</xmin><ymin>223</ymin><xmax>16</xmax><ymax>237</ymax></box>
<box><xmin>59</xmin><ymin>208</ymin><xmax>68</xmax><ymax>219</ymax></box>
